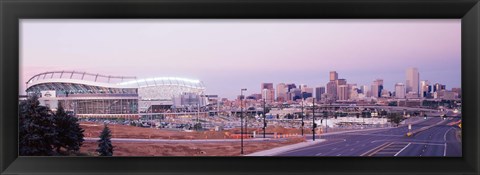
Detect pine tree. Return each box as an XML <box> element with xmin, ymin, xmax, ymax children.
<box><xmin>19</xmin><ymin>95</ymin><xmax>58</xmax><ymax>156</ymax></box>
<box><xmin>54</xmin><ymin>103</ymin><xmax>85</xmax><ymax>154</ymax></box>
<box><xmin>387</xmin><ymin>112</ymin><xmax>404</xmax><ymax>127</ymax></box>
<box><xmin>97</xmin><ymin>124</ymin><xmax>113</xmax><ymax>156</ymax></box>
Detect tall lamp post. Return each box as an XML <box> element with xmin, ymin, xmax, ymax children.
<box><xmin>263</xmin><ymin>98</ymin><xmax>266</xmax><ymax>138</ymax></box>
<box><xmin>240</xmin><ymin>88</ymin><xmax>247</xmax><ymax>155</ymax></box>
<box><xmin>312</xmin><ymin>98</ymin><xmax>316</xmax><ymax>141</ymax></box>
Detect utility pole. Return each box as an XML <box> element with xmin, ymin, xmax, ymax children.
<box><xmin>312</xmin><ymin>98</ymin><xmax>316</xmax><ymax>141</ymax></box>
<box><xmin>240</xmin><ymin>88</ymin><xmax>247</xmax><ymax>154</ymax></box>
<box><xmin>263</xmin><ymin>98</ymin><xmax>266</xmax><ymax>138</ymax></box>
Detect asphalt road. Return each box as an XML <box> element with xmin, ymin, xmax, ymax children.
<box><xmin>277</xmin><ymin>117</ymin><xmax>462</xmax><ymax>157</ymax></box>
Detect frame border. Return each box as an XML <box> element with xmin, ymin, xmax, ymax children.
<box><xmin>1</xmin><ymin>0</ymin><xmax>479</xmax><ymax>174</ymax></box>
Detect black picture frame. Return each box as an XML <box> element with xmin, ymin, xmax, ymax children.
<box><xmin>1</xmin><ymin>0</ymin><xmax>479</xmax><ymax>174</ymax></box>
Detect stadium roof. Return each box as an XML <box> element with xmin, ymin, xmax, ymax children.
<box><xmin>26</xmin><ymin>71</ymin><xmax>205</xmax><ymax>90</ymax></box>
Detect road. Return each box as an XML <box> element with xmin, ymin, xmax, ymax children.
<box><xmin>276</xmin><ymin>117</ymin><xmax>462</xmax><ymax>156</ymax></box>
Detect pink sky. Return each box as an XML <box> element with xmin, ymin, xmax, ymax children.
<box><xmin>20</xmin><ymin>19</ymin><xmax>461</xmax><ymax>99</ymax></box>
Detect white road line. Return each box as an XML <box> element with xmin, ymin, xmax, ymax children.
<box><xmin>336</xmin><ymin>154</ymin><xmax>342</xmax><ymax>156</ymax></box>
<box><xmin>444</xmin><ymin>127</ymin><xmax>454</xmax><ymax>142</ymax></box>
<box><xmin>443</xmin><ymin>143</ymin><xmax>447</xmax><ymax>156</ymax></box>
<box><xmin>394</xmin><ymin>143</ymin><xmax>411</xmax><ymax>156</ymax></box>
<box><xmin>315</xmin><ymin>153</ymin><xmax>323</xmax><ymax>156</ymax></box>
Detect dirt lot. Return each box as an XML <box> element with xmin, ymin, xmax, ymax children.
<box><xmin>80</xmin><ymin>122</ymin><xmax>307</xmax><ymax>156</ymax></box>
<box><xmin>80</xmin><ymin>122</ymin><xmax>311</xmax><ymax>139</ymax></box>
<box><xmin>80</xmin><ymin>137</ymin><xmax>305</xmax><ymax>156</ymax></box>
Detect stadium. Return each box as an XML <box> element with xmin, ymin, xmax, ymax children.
<box><xmin>25</xmin><ymin>71</ymin><xmax>206</xmax><ymax>119</ymax></box>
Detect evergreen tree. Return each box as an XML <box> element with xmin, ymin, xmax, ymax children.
<box><xmin>54</xmin><ymin>103</ymin><xmax>85</xmax><ymax>154</ymax></box>
<box><xmin>97</xmin><ymin>124</ymin><xmax>113</xmax><ymax>156</ymax></box>
<box><xmin>387</xmin><ymin>112</ymin><xmax>405</xmax><ymax>127</ymax></box>
<box><xmin>19</xmin><ymin>95</ymin><xmax>58</xmax><ymax>156</ymax></box>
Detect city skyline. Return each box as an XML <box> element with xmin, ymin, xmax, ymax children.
<box><xmin>20</xmin><ymin>19</ymin><xmax>461</xmax><ymax>99</ymax></box>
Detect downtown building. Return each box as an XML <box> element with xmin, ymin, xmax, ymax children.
<box><xmin>261</xmin><ymin>83</ymin><xmax>275</xmax><ymax>104</ymax></box>
<box><xmin>25</xmin><ymin>71</ymin><xmax>206</xmax><ymax>119</ymax></box>
<box><xmin>371</xmin><ymin>79</ymin><xmax>384</xmax><ymax>98</ymax></box>
<box><xmin>394</xmin><ymin>83</ymin><xmax>406</xmax><ymax>99</ymax></box>
<box><xmin>315</xmin><ymin>86</ymin><xmax>326</xmax><ymax>102</ymax></box>
<box><xmin>406</xmin><ymin>67</ymin><xmax>420</xmax><ymax>98</ymax></box>
<box><xmin>326</xmin><ymin>71</ymin><xmax>338</xmax><ymax>100</ymax></box>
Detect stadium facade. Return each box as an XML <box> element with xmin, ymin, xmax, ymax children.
<box><xmin>25</xmin><ymin>71</ymin><xmax>206</xmax><ymax>119</ymax></box>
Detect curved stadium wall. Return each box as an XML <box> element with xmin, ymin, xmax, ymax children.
<box><xmin>25</xmin><ymin>71</ymin><xmax>206</xmax><ymax>119</ymax></box>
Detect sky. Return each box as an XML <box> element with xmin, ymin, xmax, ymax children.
<box><xmin>20</xmin><ymin>19</ymin><xmax>461</xmax><ymax>99</ymax></box>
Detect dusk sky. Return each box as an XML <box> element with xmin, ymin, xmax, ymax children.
<box><xmin>20</xmin><ymin>19</ymin><xmax>461</xmax><ymax>99</ymax></box>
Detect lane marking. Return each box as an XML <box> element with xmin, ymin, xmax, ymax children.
<box><xmin>336</xmin><ymin>154</ymin><xmax>342</xmax><ymax>156</ymax></box>
<box><xmin>368</xmin><ymin>142</ymin><xmax>395</xmax><ymax>156</ymax></box>
<box><xmin>443</xmin><ymin>143</ymin><xmax>447</xmax><ymax>156</ymax></box>
<box><xmin>360</xmin><ymin>142</ymin><xmax>389</xmax><ymax>156</ymax></box>
<box><xmin>444</xmin><ymin>127</ymin><xmax>454</xmax><ymax>142</ymax></box>
<box><xmin>315</xmin><ymin>153</ymin><xmax>323</xmax><ymax>156</ymax></box>
<box><xmin>394</xmin><ymin>143</ymin><xmax>411</xmax><ymax>156</ymax></box>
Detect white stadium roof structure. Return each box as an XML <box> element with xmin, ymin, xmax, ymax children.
<box><xmin>26</xmin><ymin>71</ymin><xmax>206</xmax><ymax>98</ymax></box>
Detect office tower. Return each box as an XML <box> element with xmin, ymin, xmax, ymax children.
<box><xmin>261</xmin><ymin>83</ymin><xmax>274</xmax><ymax>91</ymax></box>
<box><xmin>371</xmin><ymin>79</ymin><xmax>384</xmax><ymax>98</ymax></box>
<box><xmin>336</xmin><ymin>79</ymin><xmax>347</xmax><ymax>86</ymax></box>
<box><xmin>349</xmin><ymin>84</ymin><xmax>358</xmax><ymax>100</ymax></box>
<box><xmin>330</xmin><ymin>71</ymin><xmax>338</xmax><ymax>81</ymax></box>
<box><xmin>261</xmin><ymin>83</ymin><xmax>275</xmax><ymax>103</ymax></box>
<box><xmin>395</xmin><ymin>83</ymin><xmax>406</xmax><ymax>99</ymax></box>
<box><xmin>288</xmin><ymin>88</ymin><xmax>302</xmax><ymax>101</ymax></box>
<box><xmin>335</xmin><ymin>79</ymin><xmax>347</xmax><ymax>100</ymax></box>
<box><xmin>286</xmin><ymin>83</ymin><xmax>296</xmax><ymax>92</ymax></box>
<box><xmin>337</xmin><ymin>85</ymin><xmax>349</xmax><ymax>101</ymax></box>
<box><xmin>302</xmin><ymin>87</ymin><xmax>314</xmax><ymax>99</ymax></box>
<box><xmin>262</xmin><ymin>89</ymin><xmax>275</xmax><ymax>104</ymax></box>
<box><xmin>406</xmin><ymin>67</ymin><xmax>420</xmax><ymax>97</ymax></box>
<box><xmin>420</xmin><ymin>80</ymin><xmax>430</xmax><ymax>97</ymax></box>
<box><xmin>327</xmin><ymin>81</ymin><xmax>337</xmax><ymax>100</ymax></box>
<box><xmin>276</xmin><ymin>83</ymin><xmax>288</xmax><ymax>102</ymax></box>
<box><xmin>315</xmin><ymin>86</ymin><xmax>326</xmax><ymax>101</ymax></box>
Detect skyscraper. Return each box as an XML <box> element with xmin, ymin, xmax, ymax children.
<box><xmin>276</xmin><ymin>83</ymin><xmax>287</xmax><ymax>102</ymax></box>
<box><xmin>371</xmin><ymin>79</ymin><xmax>383</xmax><ymax>98</ymax></box>
<box><xmin>395</xmin><ymin>83</ymin><xmax>406</xmax><ymax>99</ymax></box>
<box><xmin>327</xmin><ymin>71</ymin><xmax>339</xmax><ymax>101</ymax></box>
<box><xmin>337</xmin><ymin>85</ymin><xmax>350</xmax><ymax>101</ymax></box>
<box><xmin>420</xmin><ymin>80</ymin><xmax>431</xmax><ymax>98</ymax></box>
<box><xmin>315</xmin><ymin>86</ymin><xmax>326</xmax><ymax>101</ymax></box>
<box><xmin>327</xmin><ymin>81</ymin><xmax>337</xmax><ymax>100</ymax></box>
<box><xmin>406</xmin><ymin>67</ymin><xmax>420</xmax><ymax>97</ymax></box>
<box><xmin>330</xmin><ymin>71</ymin><xmax>338</xmax><ymax>81</ymax></box>
<box><xmin>261</xmin><ymin>83</ymin><xmax>275</xmax><ymax>103</ymax></box>
<box><xmin>262</xmin><ymin>89</ymin><xmax>275</xmax><ymax>104</ymax></box>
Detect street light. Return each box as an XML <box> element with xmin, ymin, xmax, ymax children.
<box><xmin>263</xmin><ymin>98</ymin><xmax>267</xmax><ymax>138</ymax></box>
<box><xmin>312</xmin><ymin>98</ymin><xmax>316</xmax><ymax>141</ymax></box>
<box><xmin>240</xmin><ymin>88</ymin><xmax>247</xmax><ymax>155</ymax></box>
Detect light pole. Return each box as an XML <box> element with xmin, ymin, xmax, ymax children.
<box><xmin>263</xmin><ymin>98</ymin><xmax>266</xmax><ymax>138</ymax></box>
<box><xmin>312</xmin><ymin>98</ymin><xmax>316</xmax><ymax>141</ymax></box>
<box><xmin>240</xmin><ymin>88</ymin><xmax>247</xmax><ymax>155</ymax></box>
